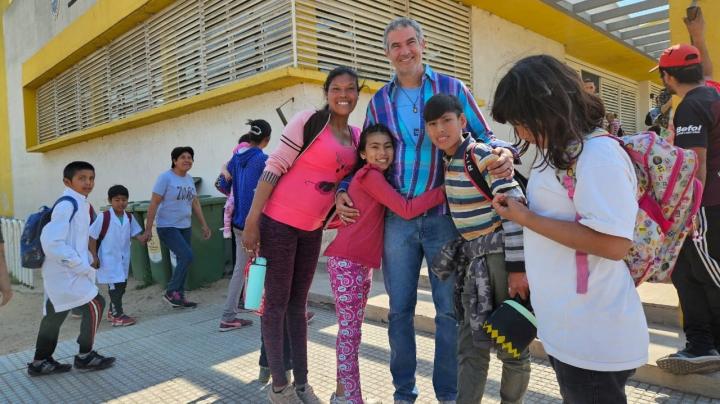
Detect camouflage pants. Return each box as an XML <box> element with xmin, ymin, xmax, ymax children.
<box><xmin>456</xmin><ymin>253</ymin><xmax>531</xmax><ymax>404</ymax></box>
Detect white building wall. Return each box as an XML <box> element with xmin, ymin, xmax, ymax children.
<box><xmin>469</xmin><ymin>8</ymin><xmax>565</xmax><ymax>172</ymax></box>
<box><xmin>3</xmin><ymin>0</ymin><xmax>370</xmax><ymax>218</ymax></box>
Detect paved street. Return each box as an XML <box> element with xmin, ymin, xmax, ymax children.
<box><xmin>0</xmin><ymin>304</ymin><xmax>717</xmax><ymax>403</ymax></box>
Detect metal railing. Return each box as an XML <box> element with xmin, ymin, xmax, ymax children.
<box><xmin>0</xmin><ymin>217</ymin><xmax>33</xmax><ymax>288</ymax></box>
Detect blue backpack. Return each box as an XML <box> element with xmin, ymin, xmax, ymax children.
<box><xmin>21</xmin><ymin>196</ymin><xmax>78</xmax><ymax>269</ymax></box>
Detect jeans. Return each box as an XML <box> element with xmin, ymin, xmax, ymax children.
<box><xmin>457</xmin><ymin>253</ymin><xmax>530</xmax><ymax>404</ymax></box>
<box><xmin>548</xmin><ymin>356</ymin><xmax>635</xmax><ymax>404</ymax></box>
<box><xmin>382</xmin><ymin>212</ymin><xmax>459</xmax><ymax>402</ymax></box>
<box><xmin>157</xmin><ymin>227</ymin><xmax>192</xmax><ymax>294</ymax></box>
<box><xmin>222</xmin><ymin>228</ymin><xmax>249</xmax><ymax>322</ymax></box>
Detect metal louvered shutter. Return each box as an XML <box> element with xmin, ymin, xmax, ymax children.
<box><xmin>295</xmin><ymin>0</ymin><xmax>400</xmax><ymax>82</ymax></box>
<box><xmin>409</xmin><ymin>0</ymin><xmax>471</xmax><ymax>87</ymax></box>
<box><xmin>294</xmin><ymin>0</ymin><xmax>473</xmax><ymax>86</ymax></box>
<box><xmin>34</xmin><ymin>0</ymin><xmax>474</xmax><ymax>145</ymax></box>
<box><xmin>567</xmin><ymin>57</ymin><xmax>639</xmax><ymax>134</ymax></box>
<box><xmin>35</xmin><ymin>0</ymin><xmax>294</xmax><ymax>145</ymax></box>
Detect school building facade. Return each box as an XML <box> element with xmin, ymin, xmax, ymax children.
<box><xmin>0</xmin><ymin>0</ymin><xmax>718</xmax><ymax>218</ymax></box>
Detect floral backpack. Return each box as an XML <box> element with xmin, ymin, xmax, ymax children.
<box><xmin>557</xmin><ymin>129</ymin><xmax>703</xmax><ymax>293</ymax></box>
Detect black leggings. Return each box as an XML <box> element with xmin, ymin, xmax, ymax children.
<box><xmin>108</xmin><ymin>282</ymin><xmax>127</xmax><ymax>317</ymax></box>
<box><xmin>34</xmin><ymin>294</ymin><xmax>105</xmax><ymax>360</ymax></box>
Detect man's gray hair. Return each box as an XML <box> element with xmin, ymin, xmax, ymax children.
<box><xmin>383</xmin><ymin>17</ymin><xmax>424</xmax><ymax>51</ymax></box>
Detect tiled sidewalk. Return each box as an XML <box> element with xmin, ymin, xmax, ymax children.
<box><xmin>0</xmin><ymin>305</ymin><xmax>716</xmax><ymax>403</ymax></box>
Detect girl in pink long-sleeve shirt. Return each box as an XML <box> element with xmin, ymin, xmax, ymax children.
<box><xmin>323</xmin><ymin>124</ymin><xmax>446</xmax><ymax>404</ymax></box>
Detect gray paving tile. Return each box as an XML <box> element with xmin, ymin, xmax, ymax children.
<box><xmin>0</xmin><ymin>304</ymin><xmax>715</xmax><ymax>403</ymax></box>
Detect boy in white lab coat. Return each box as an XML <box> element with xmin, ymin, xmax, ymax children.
<box><xmin>89</xmin><ymin>185</ymin><xmax>147</xmax><ymax>327</ymax></box>
<box><xmin>28</xmin><ymin>161</ymin><xmax>116</xmax><ymax>377</ymax></box>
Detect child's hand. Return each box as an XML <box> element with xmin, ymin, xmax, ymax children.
<box><xmin>492</xmin><ymin>194</ymin><xmax>531</xmax><ymax>226</ymax></box>
<box><xmin>136</xmin><ymin>233</ymin><xmax>150</xmax><ymax>245</ymax></box>
<box><xmin>508</xmin><ymin>272</ymin><xmax>529</xmax><ymax>301</ymax></box>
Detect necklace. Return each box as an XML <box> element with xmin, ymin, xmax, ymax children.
<box><xmin>398</xmin><ymin>87</ymin><xmax>420</xmax><ymax>113</ymax></box>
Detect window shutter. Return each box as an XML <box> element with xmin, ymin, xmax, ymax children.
<box><xmin>34</xmin><ymin>0</ymin><xmax>472</xmax><ymax>145</ymax></box>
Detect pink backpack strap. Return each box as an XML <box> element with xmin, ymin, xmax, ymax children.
<box><xmin>558</xmin><ymin>129</ymin><xmax>617</xmax><ymax>294</ymax></box>
<box><xmin>560</xmin><ymin>171</ymin><xmax>589</xmax><ymax>294</ymax></box>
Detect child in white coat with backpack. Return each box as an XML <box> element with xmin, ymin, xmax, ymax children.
<box><xmin>490</xmin><ymin>56</ymin><xmax>649</xmax><ymax>403</ymax></box>
<box><xmin>28</xmin><ymin>161</ymin><xmax>116</xmax><ymax>376</ymax></box>
<box><xmin>89</xmin><ymin>185</ymin><xmax>148</xmax><ymax>327</ymax></box>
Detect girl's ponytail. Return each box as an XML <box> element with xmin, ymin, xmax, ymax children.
<box><xmin>238</xmin><ymin>119</ymin><xmax>272</xmax><ymax>145</ymax></box>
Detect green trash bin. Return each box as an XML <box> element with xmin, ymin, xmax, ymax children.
<box><xmin>128</xmin><ymin>202</ymin><xmax>153</xmax><ymax>287</ymax></box>
<box><xmin>135</xmin><ymin>202</ymin><xmax>172</xmax><ymax>288</ymax></box>
<box><xmin>185</xmin><ymin>195</ymin><xmax>227</xmax><ymax>290</ymax></box>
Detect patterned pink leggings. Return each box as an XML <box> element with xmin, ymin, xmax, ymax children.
<box><xmin>327</xmin><ymin>256</ymin><xmax>373</xmax><ymax>404</ymax></box>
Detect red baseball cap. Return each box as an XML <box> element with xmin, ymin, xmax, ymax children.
<box><xmin>650</xmin><ymin>44</ymin><xmax>702</xmax><ymax>72</ymax></box>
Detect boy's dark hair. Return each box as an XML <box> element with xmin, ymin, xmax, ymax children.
<box><xmin>491</xmin><ymin>55</ymin><xmax>605</xmax><ymax>170</ymax></box>
<box><xmin>351</xmin><ymin>123</ymin><xmax>396</xmax><ymax>175</ymax></box>
<box><xmin>238</xmin><ymin>119</ymin><xmax>272</xmax><ymax>145</ymax></box>
<box><xmin>108</xmin><ymin>185</ymin><xmax>129</xmax><ymax>200</ymax></box>
<box><xmin>302</xmin><ymin>66</ymin><xmax>360</xmax><ymax>152</ymax></box>
<box><xmin>63</xmin><ymin>161</ymin><xmax>95</xmax><ymax>180</ymax></box>
<box><xmin>423</xmin><ymin>94</ymin><xmax>463</xmax><ymax>122</ymax></box>
<box><xmin>660</xmin><ymin>64</ymin><xmax>703</xmax><ymax>85</ymax></box>
<box><xmin>170</xmin><ymin>146</ymin><xmax>194</xmax><ymax>168</ymax></box>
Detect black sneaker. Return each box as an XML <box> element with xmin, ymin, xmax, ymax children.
<box><xmin>73</xmin><ymin>351</ymin><xmax>116</xmax><ymax>371</ymax></box>
<box><xmin>163</xmin><ymin>291</ymin><xmax>183</xmax><ymax>308</ymax></box>
<box><xmin>656</xmin><ymin>348</ymin><xmax>720</xmax><ymax>374</ymax></box>
<box><xmin>180</xmin><ymin>293</ymin><xmax>197</xmax><ymax>308</ymax></box>
<box><xmin>27</xmin><ymin>357</ymin><xmax>72</xmax><ymax>377</ymax></box>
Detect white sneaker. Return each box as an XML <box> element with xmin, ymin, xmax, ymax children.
<box><xmin>295</xmin><ymin>383</ymin><xmax>322</xmax><ymax>404</ymax></box>
<box><xmin>268</xmin><ymin>384</ymin><xmax>303</xmax><ymax>404</ymax></box>
<box><xmin>331</xmin><ymin>392</ymin><xmax>382</xmax><ymax>404</ymax></box>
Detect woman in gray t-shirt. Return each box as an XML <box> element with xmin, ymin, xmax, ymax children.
<box><xmin>144</xmin><ymin>146</ymin><xmax>211</xmax><ymax>308</ymax></box>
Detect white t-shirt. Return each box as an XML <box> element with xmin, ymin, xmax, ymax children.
<box><xmin>89</xmin><ymin>211</ymin><xmax>143</xmax><ymax>284</ymax></box>
<box><xmin>524</xmin><ymin>136</ymin><xmax>649</xmax><ymax>371</ymax></box>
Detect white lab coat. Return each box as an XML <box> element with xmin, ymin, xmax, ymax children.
<box><xmin>89</xmin><ymin>211</ymin><xmax>142</xmax><ymax>284</ymax></box>
<box><xmin>40</xmin><ymin>188</ymin><xmax>98</xmax><ymax>314</ymax></box>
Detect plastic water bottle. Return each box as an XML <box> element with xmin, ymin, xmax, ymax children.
<box><xmin>244</xmin><ymin>257</ymin><xmax>267</xmax><ymax>310</ymax></box>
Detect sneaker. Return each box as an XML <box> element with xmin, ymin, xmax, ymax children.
<box><xmin>656</xmin><ymin>348</ymin><xmax>720</xmax><ymax>374</ymax></box>
<box><xmin>218</xmin><ymin>318</ymin><xmax>253</xmax><ymax>332</ymax></box>
<box><xmin>258</xmin><ymin>366</ymin><xmax>271</xmax><ymax>384</ymax></box>
<box><xmin>27</xmin><ymin>358</ymin><xmax>72</xmax><ymax>377</ymax></box>
<box><xmin>294</xmin><ymin>383</ymin><xmax>321</xmax><ymax>404</ymax></box>
<box><xmin>329</xmin><ymin>393</ymin><xmax>346</xmax><ymax>404</ymax></box>
<box><xmin>107</xmin><ymin>310</ymin><xmax>114</xmax><ymax>323</ymax></box>
<box><xmin>268</xmin><ymin>384</ymin><xmax>303</xmax><ymax>404</ymax></box>
<box><xmin>306</xmin><ymin>311</ymin><xmax>315</xmax><ymax>325</ymax></box>
<box><xmin>330</xmin><ymin>393</ymin><xmax>382</xmax><ymax>404</ymax></box>
<box><xmin>180</xmin><ymin>293</ymin><xmax>198</xmax><ymax>309</ymax></box>
<box><xmin>73</xmin><ymin>351</ymin><xmax>116</xmax><ymax>371</ymax></box>
<box><xmin>111</xmin><ymin>314</ymin><xmax>137</xmax><ymax>327</ymax></box>
<box><xmin>163</xmin><ymin>291</ymin><xmax>183</xmax><ymax>308</ymax></box>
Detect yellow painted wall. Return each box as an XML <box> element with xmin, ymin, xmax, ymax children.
<box><xmin>669</xmin><ymin>0</ymin><xmax>720</xmax><ymax>81</ymax></box>
<box><xmin>0</xmin><ymin>0</ymin><xmax>14</xmax><ymax>216</ymax></box>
